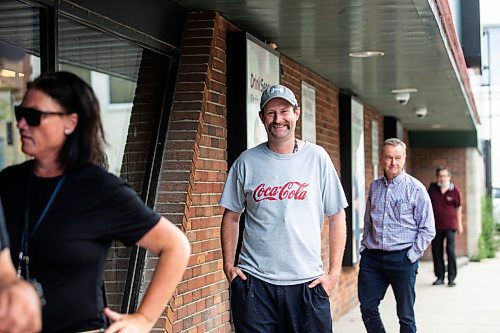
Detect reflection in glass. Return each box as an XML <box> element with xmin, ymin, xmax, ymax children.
<box><xmin>57</xmin><ymin>14</ymin><xmax>160</xmax><ymax>312</ymax></box>
<box><xmin>0</xmin><ymin>0</ymin><xmax>41</xmax><ymax>169</ymax></box>
<box><xmin>58</xmin><ymin>16</ymin><xmax>142</xmax><ymax>176</ymax></box>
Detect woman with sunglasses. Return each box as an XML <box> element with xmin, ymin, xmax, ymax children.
<box><xmin>0</xmin><ymin>71</ymin><xmax>190</xmax><ymax>333</ymax></box>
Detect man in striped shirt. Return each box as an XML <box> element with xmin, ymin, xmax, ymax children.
<box><xmin>358</xmin><ymin>138</ymin><xmax>435</xmax><ymax>333</ymax></box>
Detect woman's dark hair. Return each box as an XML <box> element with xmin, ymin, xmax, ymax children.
<box><xmin>27</xmin><ymin>71</ymin><xmax>106</xmax><ymax>170</ymax></box>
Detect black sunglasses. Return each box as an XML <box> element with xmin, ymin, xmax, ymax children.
<box><xmin>14</xmin><ymin>106</ymin><xmax>69</xmax><ymax>127</ymax></box>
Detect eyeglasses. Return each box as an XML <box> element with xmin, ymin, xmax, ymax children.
<box><xmin>14</xmin><ymin>106</ymin><xmax>69</xmax><ymax>127</ymax></box>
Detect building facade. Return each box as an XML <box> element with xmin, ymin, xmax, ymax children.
<box><xmin>0</xmin><ymin>0</ymin><xmax>484</xmax><ymax>331</ymax></box>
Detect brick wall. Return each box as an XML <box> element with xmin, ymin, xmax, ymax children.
<box><xmin>280</xmin><ymin>57</ymin><xmax>368</xmax><ymax>319</ymax></box>
<box><xmin>159</xmin><ymin>11</ymin><xmax>232</xmax><ymax>332</ymax></box>
<box><xmin>104</xmin><ymin>49</ymin><xmax>172</xmax><ymax>313</ymax></box>
<box><xmin>364</xmin><ymin>105</ymin><xmax>384</xmax><ymax>188</ymax></box>
<box><xmin>328</xmin><ymin>104</ymin><xmax>385</xmax><ymax>317</ymax></box>
<box><xmin>409</xmin><ymin>148</ymin><xmax>468</xmax><ymax>258</ymax></box>
<box><xmin>280</xmin><ymin>57</ymin><xmax>341</xmax><ymax>169</ymax></box>
<box><xmin>161</xmin><ymin>10</ymin><xmax>390</xmax><ymax>332</ymax></box>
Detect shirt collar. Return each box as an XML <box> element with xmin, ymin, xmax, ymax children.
<box><xmin>434</xmin><ymin>181</ymin><xmax>455</xmax><ymax>192</ymax></box>
<box><xmin>383</xmin><ymin>170</ymin><xmax>406</xmax><ymax>186</ymax></box>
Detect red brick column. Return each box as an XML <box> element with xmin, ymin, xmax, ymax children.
<box><xmin>157</xmin><ymin>11</ymin><xmax>232</xmax><ymax>332</ymax></box>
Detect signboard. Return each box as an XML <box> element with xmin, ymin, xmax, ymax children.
<box><xmin>351</xmin><ymin>98</ymin><xmax>365</xmax><ymax>264</ymax></box>
<box><xmin>301</xmin><ymin>81</ymin><xmax>316</xmax><ymax>143</ymax></box>
<box><xmin>246</xmin><ymin>38</ymin><xmax>280</xmax><ymax>148</ymax></box>
<box><xmin>371</xmin><ymin>120</ymin><xmax>379</xmax><ymax>179</ymax></box>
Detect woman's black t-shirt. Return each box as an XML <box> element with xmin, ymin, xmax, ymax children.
<box><xmin>0</xmin><ymin>161</ymin><xmax>160</xmax><ymax>332</ymax></box>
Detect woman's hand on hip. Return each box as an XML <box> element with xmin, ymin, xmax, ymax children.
<box><xmin>104</xmin><ymin>307</ymin><xmax>154</xmax><ymax>333</ymax></box>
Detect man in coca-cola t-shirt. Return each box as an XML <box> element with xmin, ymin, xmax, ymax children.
<box><xmin>220</xmin><ymin>84</ymin><xmax>348</xmax><ymax>332</ymax></box>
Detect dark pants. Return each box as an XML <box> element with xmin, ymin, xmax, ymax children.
<box><xmin>230</xmin><ymin>273</ymin><xmax>332</xmax><ymax>333</ymax></box>
<box><xmin>358</xmin><ymin>249</ymin><xmax>419</xmax><ymax>333</ymax></box>
<box><xmin>431</xmin><ymin>229</ymin><xmax>457</xmax><ymax>282</ymax></box>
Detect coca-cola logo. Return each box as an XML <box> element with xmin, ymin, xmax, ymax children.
<box><xmin>252</xmin><ymin>182</ymin><xmax>309</xmax><ymax>202</ymax></box>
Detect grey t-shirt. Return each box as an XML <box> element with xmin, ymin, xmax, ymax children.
<box><xmin>220</xmin><ymin>142</ymin><xmax>348</xmax><ymax>285</ymax></box>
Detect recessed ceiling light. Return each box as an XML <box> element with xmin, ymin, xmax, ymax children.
<box><xmin>391</xmin><ymin>88</ymin><xmax>418</xmax><ymax>94</ymax></box>
<box><xmin>431</xmin><ymin>124</ymin><xmax>444</xmax><ymax>129</ymax></box>
<box><xmin>348</xmin><ymin>51</ymin><xmax>385</xmax><ymax>58</ymax></box>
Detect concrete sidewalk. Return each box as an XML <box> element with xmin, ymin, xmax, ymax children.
<box><xmin>334</xmin><ymin>253</ymin><xmax>500</xmax><ymax>333</ymax></box>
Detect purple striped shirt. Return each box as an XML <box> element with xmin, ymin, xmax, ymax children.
<box><xmin>361</xmin><ymin>171</ymin><xmax>436</xmax><ymax>262</ymax></box>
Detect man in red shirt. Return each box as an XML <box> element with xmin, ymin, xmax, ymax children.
<box><xmin>428</xmin><ymin>166</ymin><xmax>463</xmax><ymax>286</ymax></box>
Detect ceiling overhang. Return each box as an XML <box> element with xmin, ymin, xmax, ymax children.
<box><xmin>172</xmin><ymin>0</ymin><xmax>480</xmax><ymax>146</ymax></box>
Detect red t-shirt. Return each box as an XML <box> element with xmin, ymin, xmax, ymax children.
<box><xmin>428</xmin><ymin>182</ymin><xmax>461</xmax><ymax>230</ymax></box>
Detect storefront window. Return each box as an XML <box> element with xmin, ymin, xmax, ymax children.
<box><xmin>57</xmin><ymin>14</ymin><xmax>174</xmax><ymax>311</ymax></box>
<box><xmin>58</xmin><ymin>16</ymin><xmax>142</xmax><ymax>176</ymax></box>
<box><xmin>0</xmin><ymin>0</ymin><xmax>41</xmax><ymax>169</ymax></box>
<box><xmin>1</xmin><ymin>1</ymin><xmax>174</xmax><ymax>311</ymax></box>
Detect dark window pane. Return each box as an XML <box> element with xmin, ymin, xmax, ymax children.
<box><xmin>0</xmin><ymin>0</ymin><xmax>41</xmax><ymax>169</ymax></box>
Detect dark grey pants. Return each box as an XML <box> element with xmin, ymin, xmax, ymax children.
<box><xmin>230</xmin><ymin>273</ymin><xmax>332</xmax><ymax>333</ymax></box>
<box><xmin>432</xmin><ymin>229</ymin><xmax>457</xmax><ymax>282</ymax></box>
